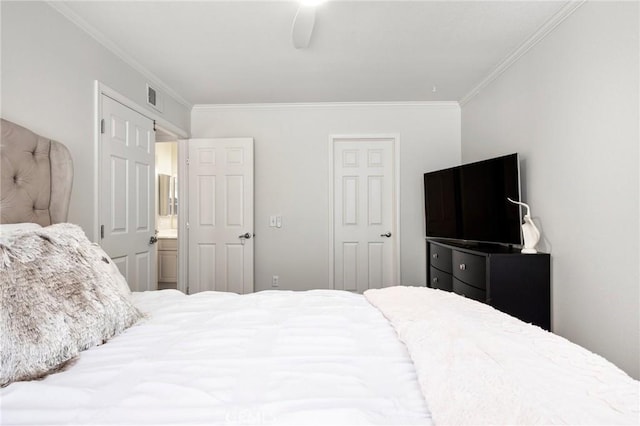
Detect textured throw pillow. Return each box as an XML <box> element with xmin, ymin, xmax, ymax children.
<box><xmin>0</xmin><ymin>223</ymin><xmax>142</xmax><ymax>387</ymax></box>
<box><xmin>0</xmin><ymin>223</ymin><xmax>42</xmax><ymax>244</ymax></box>
<box><xmin>0</xmin><ymin>222</ymin><xmax>42</xmax><ymax>237</ymax></box>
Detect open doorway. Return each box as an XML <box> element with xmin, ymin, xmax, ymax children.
<box><xmin>156</xmin><ymin>129</ymin><xmax>179</xmax><ymax>290</ymax></box>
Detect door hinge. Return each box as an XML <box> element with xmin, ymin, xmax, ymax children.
<box><xmin>100</xmin><ymin>119</ymin><xmax>105</xmax><ymax>134</ymax></box>
<box><xmin>100</xmin><ymin>225</ymin><xmax>104</xmax><ymax>239</ymax></box>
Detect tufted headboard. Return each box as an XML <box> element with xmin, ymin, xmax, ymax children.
<box><xmin>0</xmin><ymin>119</ymin><xmax>73</xmax><ymax>226</ymax></box>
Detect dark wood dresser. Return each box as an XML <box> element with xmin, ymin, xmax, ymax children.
<box><xmin>427</xmin><ymin>239</ymin><xmax>551</xmax><ymax>330</ymax></box>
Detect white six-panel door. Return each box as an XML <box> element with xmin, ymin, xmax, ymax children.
<box><xmin>333</xmin><ymin>138</ymin><xmax>397</xmax><ymax>293</ymax></box>
<box><xmin>188</xmin><ymin>138</ymin><xmax>254</xmax><ymax>294</ymax></box>
<box><xmin>99</xmin><ymin>95</ymin><xmax>156</xmax><ymax>292</ymax></box>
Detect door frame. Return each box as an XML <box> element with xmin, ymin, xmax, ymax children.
<box><xmin>93</xmin><ymin>81</ymin><xmax>189</xmax><ymax>288</ymax></box>
<box><xmin>177</xmin><ymin>139</ymin><xmax>189</xmax><ymax>294</ymax></box>
<box><xmin>328</xmin><ymin>134</ymin><xmax>401</xmax><ymax>290</ymax></box>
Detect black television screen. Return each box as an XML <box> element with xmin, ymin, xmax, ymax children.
<box><xmin>424</xmin><ymin>153</ymin><xmax>522</xmax><ymax>245</ymax></box>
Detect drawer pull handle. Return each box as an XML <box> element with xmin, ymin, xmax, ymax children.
<box><xmin>459</xmin><ymin>263</ymin><xmax>466</xmax><ymax>271</ymax></box>
<box><xmin>432</xmin><ymin>253</ymin><xmax>439</xmax><ymax>259</ymax></box>
<box><xmin>432</xmin><ymin>277</ymin><xmax>439</xmax><ymax>283</ymax></box>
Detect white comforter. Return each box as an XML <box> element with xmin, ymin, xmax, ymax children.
<box><xmin>1</xmin><ymin>289</ymin><xmax>431</xmax><ymax>425</ymax></box>
<box><xmin>365</xmin><ymin>286</ymin><xmax>640</xmax><ymax>425</ymax></box>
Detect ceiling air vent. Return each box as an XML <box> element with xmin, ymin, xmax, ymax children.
<box><xmin>146</xmin><ymin>84</ymin><xmax>163</xmax><ymax>112</ymax></box>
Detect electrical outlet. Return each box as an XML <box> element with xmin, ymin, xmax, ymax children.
<box><xmin>272</xmin><ymin>275</ymin><xmax>279</xmax><ymax>287</ymax></box>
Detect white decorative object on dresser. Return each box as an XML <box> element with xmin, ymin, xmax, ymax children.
<box><xmin>507</xmin><ymin>197</ymin><xmax>541</xmax><ymax>254</ymax></box>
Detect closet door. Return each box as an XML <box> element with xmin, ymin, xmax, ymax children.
<box><xmin>187</xmin><ymin>138</ymin><xmax>254</xmax><ymax>294</ymax></box>
<box><xmin>332</xmin><ymin>137</ymin><xmax>398</xmax><ymax>293</ymax></box>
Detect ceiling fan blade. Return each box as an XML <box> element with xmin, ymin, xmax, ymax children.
<box><xmin>291</xmin><ymin>5</ymin><xmax>316</xmax><ymax>49</ymax></box>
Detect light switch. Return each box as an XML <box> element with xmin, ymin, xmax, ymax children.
<box><xmin>269</xmin><ymin>216</ymin><xmax>277</xmax><ymax>227</ymax></box>
<box><xmin>276</xmin><ymin>215</ymin><xmax>282</xmax><ymax>228</ymax></box>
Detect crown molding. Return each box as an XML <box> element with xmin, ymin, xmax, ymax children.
<box><xmin>47</xmin><ymin>1</ymin><xmax>193</xmax><ymax>109</ymax></box>
<box><xmin>192</xmin><ymin>101</ymin><xmax>460</xmax><ymax>111</ymax></box>
<box><xmin>459</xmin><ymin>0</ymin><xmax>586</xmax><ymax>106</ymax></box>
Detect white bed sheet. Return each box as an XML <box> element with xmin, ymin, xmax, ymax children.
<box><xmin>1</xmin><ymin>289</ymin><xmax>431</xmax><ymax>426</ymax></box>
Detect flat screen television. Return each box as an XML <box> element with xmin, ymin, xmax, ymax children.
<box><xmin>424</xmin><ymin>153</ymin><xmax>522</xmax><ymax>246</ymax></box>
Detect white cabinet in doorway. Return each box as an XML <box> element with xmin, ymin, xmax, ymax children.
<box><xmin>158</xmin><ymin>238</ymin><xmax>178</xmax><ymax>289</ymax></box>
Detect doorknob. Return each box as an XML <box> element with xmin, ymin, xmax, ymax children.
<box><xmin>238</xmin><ymin>232</ymin><xmax>252</xmax><ymax>239</ymax></box>
<box><xmin>149</xmin><ymin>235</ymin><xmax>158</xmax><ymax>245</ymax></box>
<box><xmin>380</xmin><ymin>232</ymin><xmax>392</xmax><ymax>238</ymax></box>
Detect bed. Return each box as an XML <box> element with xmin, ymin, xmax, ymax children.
<box><xmin>1</xmin><ymin>119</ymin><xmax>638</xmax><ymax>425</ymax></box>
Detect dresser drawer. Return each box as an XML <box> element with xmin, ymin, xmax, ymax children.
<box><xmin>429</xmin><ymin>266</ymin><xmax>452</xmax><ymax>291</ymax></box>
<box><xmin>452</xmin><ymin>250</ymin><xmax>486</xmax><ymax>289</ymax></box>
<box><xmin>429</xmin><ymin>243</ymin><xmax>452</xmax><ymax>273</ymax></box>
<box><xmin>453</xmin><ymin>278</ymin><xmax>486</xmax><ymax>302</ymax></box>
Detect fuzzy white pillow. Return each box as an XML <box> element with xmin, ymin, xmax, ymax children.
<box><xmin>0</xmin><ymin>222</ymin><xmax>42</xmax><ymax>234</ymax></box>
<box><xmin>0</xmin><ymin>223</ymin><xmax>142</xmax><ymax>387</ymax></box>
<box><xmin>0</xmin><ymin>223</ymin><xmax>42</xmax><ymax>241</ymax></box>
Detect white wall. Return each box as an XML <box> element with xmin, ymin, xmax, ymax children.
<box><xmin>192</xmin><ymin>103</ymin><xmax>460</xmax><ymax>292</ymax></box>
<box><xmin>461</xmin><ymin>2</ymin><xmax>639</xmax><ymax>378</ymax></box>
<box><xmin>156</xmin><ymin>142</ymin><xmax>178</xmax><ymax>176</ymax></box>
<box><xmin>1</xmin><ymin>1</ymin><xmax>190</xmax><ymax>237</ymax></box>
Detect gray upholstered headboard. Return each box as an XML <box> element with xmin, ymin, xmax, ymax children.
<box><xmin>0</xmin><ymin>118</ymin><xmax>73</xmax><ymax>226</ymax></box>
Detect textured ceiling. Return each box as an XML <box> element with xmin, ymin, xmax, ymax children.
<box><xmin>57</xmin><ymin>1</ymin><xmax>568</xmax><ymax>105</ymax></box>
